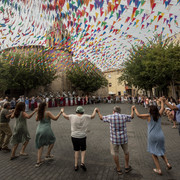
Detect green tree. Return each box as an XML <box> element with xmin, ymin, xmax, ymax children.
<box><xmin>66</xmin><ymin>60</ymin><xmax>108</xmax><ymax>94</ymax></box>
<box><xmin>119</xmin><ymin>34</ymin><xmax>180</xmax><ymax>97</ymax></box>
<box><xmin>0</xmin><ymin>51</ymin><xmax>57</xmax><ymax>95</ymax></box>
<box><xmin>164</xmin><ymin>42</ymin><xmax>180</xmax><ymax>98</ymax></box>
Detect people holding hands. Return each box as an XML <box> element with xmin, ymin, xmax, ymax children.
<box><xmin>35</xmin><ymin>102</ymin><xmax>62</xmax><ymax>167</ymax></box>
<box><xmin>96</xmin><ymin>106</ymin><xmax>134</xmax><ymax>175</ymax></box>
<box><xmin>133</xmin><ymin>98</ymin><xmax>171</xmax><ymax>175</ymax></box>
<box><xmin>61</xmin><ymin>106</ymin><xmax>97</xmax><ymax>171</ymax></box>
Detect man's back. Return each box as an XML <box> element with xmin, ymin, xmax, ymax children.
<box><xmin>102</xmin><ymin>113</ymin><xmax>132</xmax><ymax>144</ymax></box>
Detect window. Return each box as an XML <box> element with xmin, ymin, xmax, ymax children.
<box><xmin>109</xmin><ymin>83</ymin><xmax>112</xmax><ymax>87</ymax></box>
<box><xmin>118</xmin><ymin>91</ymin><xmax>121</xmax><ymax>96</ymax></box>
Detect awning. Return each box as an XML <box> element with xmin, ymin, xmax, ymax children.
<box><xmin>109</xmin><ymin>91</ymin><xmax>115</xmax><ymax>95</ymax></box>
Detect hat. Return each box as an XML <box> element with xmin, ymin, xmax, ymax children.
<box><xmin>76</xmin><ymin>106</ymin><xmax>84</xmax><ymax>114</ymax></box>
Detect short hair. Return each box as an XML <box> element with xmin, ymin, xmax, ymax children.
<box><xmin>3</xmin><ymin>102</ymin><xmax>10</xmax><ymax>109</ymax></box>
<box><xmin>113</xmin><ymin>106</ymin><xmax>121</xmax><ymax>113</ymax></box>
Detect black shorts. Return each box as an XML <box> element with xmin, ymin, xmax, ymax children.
<box><xmin>71</xmin><ymin>137</ymin><xmax>86</xmax><ymax>151</ymax></box>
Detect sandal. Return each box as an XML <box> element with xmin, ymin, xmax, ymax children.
<box><xmin>20</xmin><ymin>153</ymin><xmax>28</xmax><ymax>156</ymax></box>
<box><xmin>10</xmin><ymin>156</ymin><xmax>19</xmax><ymax>160</ymax></box>
<box><xmin>125</xmin><ymin>165</ymin><xmax>132</xmax><ymax>173</ymax></box>
<box><xmin>74</xmin><ymin>165</ymin><xmax>79</xmax><ymax>171</ymax></box>
<box><xmin>35</xmin><ymin>161</ymin><xmax>44</xmax><ymax>167</ymax></box>
<box><xmin>114</xmin><ymin>167</ymin><xmax>123</xmax><ymax>175</ymax></box>
<box><xmin>45</xmin><ymin>155</ymin><xmax>54</xmax><ymax>161</ymax></box>
<box><xmin>153</xmin><ymin>168</ymin><xmax>162</xmax><ymax>175</ymax></box>
<box><xmin>80</xmin><ymin>163</ymin><xmax>87</xmax><ymax>171</ymax></box>
<box><xmin>166</xmin><ymin>163</ymin><xmax>172</xmax><ymax>170</ymax></box>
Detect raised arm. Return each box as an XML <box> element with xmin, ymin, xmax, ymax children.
<box><xmin>164</xmin><ymin>99</ymin><xmax>178</xmax><ymax>111</ymax></box>
<box><xmin>134</xmin><ymin>107</ymin><xmax>150</xmax><ymax>120</ymax></box>
<box><xmin>158</xmin><ymin>98</ymin><xmax>164</xmax><ymax>116</ymax></box>
<box><xmin>91</xmin><ymin>108</ymin><xmax>97</xmax><ymax>119</ymax></box>
<box><xmin>22</xmin><ymin>108</ymin><xmax>37</xmax><ymax>119</ymax></box>
<box><xmin>10</xmin><ymin>110</ymin><xmax>15</xmax><ymax>119</ymax></box>
<box><xmin>61</xmin><ymin>108</ymin><xmax>69</xmax><ymax>120</ymax></box>
<box><xmin>46</xmin><ymin>110</ymin><xmax>62</xmax><ymax>121</ymax></box>
<box><xmin>96</xmin><ymin>108</ymin><xmax>103</xmax><ymax>120</ymax></box>
<box><xmin>131</xmin><ymin>106</ymin><xmax>135</xmax><ymax>119</ymax></box>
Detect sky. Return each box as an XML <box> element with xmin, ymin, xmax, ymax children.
<box><xmin>0</xmin><ymin>0</ymin><xmax>180</xmax><ymax>71</ymax></box>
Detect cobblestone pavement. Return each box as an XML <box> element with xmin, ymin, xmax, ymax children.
<box><xmin>0</xmin><ymin>103</ymin><xmax>179</xmax><ymax>180</ymax></box>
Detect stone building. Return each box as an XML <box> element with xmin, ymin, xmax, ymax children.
<box><xmin>103</xmin><ymin>68</ymin><xmax>137</xmax><ymax>96</ymax></box>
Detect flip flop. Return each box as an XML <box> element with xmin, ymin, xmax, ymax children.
<box><xmin>153</xmin><ymin>168</ymin><xmax>162</xmax><ymax>175</ymax></box>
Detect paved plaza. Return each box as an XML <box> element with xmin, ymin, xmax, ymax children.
<box><xmin>0</xmin><ymin>103</ymin><xmax>179</xmax><ymax>180</ymax></box>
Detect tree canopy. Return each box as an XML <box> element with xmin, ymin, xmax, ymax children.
<box><xmin>119</xmin><ymin>34</ymin><xmax>180</xmax><ymax>97</ymax></box>
<box><xmin>66</xmin><ymin>60</ymin><xmax>108</xmax><ymax>94</ymax></box>
<box><xmin>0</xmin><ymin>50</ymin><xmax>57</xmax><ymax>95</ymax></box>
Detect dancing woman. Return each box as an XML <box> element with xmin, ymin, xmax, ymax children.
<box><xmin>134</xmin><ymin>98</ymin><xmax>172</xmax><ymax>175</ymax></box>
<box><xmin>35</xmin><ymin>102</ymin><xmax>62</xmax><ymax>167</ymax></box>
<box><xmin>10</xmin><ymin>102</ymin><xmax>37</xmax><ymax>160</ymax></box>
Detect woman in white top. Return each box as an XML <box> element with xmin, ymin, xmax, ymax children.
<box><xmin>61</xmin><ymin>106</ymin><xmax>97</xmax><ymax>171</ymax></box>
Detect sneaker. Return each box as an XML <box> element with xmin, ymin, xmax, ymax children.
<box><xmin>35</xmin><ymin>161</ymin><xmax>44</xmax><ymax>167</ymax></box>
<box><xmin>80</xmin><ymin>163</ymin><xmax>87</xmax><ymax>171</ymax></box>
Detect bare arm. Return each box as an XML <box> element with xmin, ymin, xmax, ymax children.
<box><xmin>96</xmin><ymin>108</ymin><xmax>103</xmax><ymax>120</ymax></box>
<box><xmin>91</xmin><ymin>108</ymin><xmax>97</xmax><ymax>119</ymax></box>
<box><xmin>6</xmin><ymin>113</ymin><xmax>13</xmax><ymax>119</ymax></box>
<box><xmin>131</xmin><ymin>106</ymin><xmax>134</xmax><ymax>119</ymax></box>
<box><xmin>61</xmin><ymin>108</ymin><xmax>69</xmax><ymax>120</ymax></box>
<box><xmin>165</xmin><ymin>100</ymin><xmax>178</xmax><ymax>111</ymax></box>
<box><xmin>22</xmin><ymin>108</ymin><xmax>37</xmax><ymax>119</ymax></box>
<box><xmin>134</xmin><ymin>107</ymin><xmax>150</xmax><ymax>120</ymax></box>
<box><xmin>11</xmin><ymin>111</ymin><xmax>15</xmax><ymax>119</ymax></box>
<box><xmin>5</xmin><ymin>109</ymin><xmax>14</xmax><ymax>119</ymax></box>
<box><xmin>159</xmin><ymin>99</ymin><xmax>164</xmax><ymax>116</ymax></box>
<box><xmin>35</xmin><ymin>115</ymin><xmax>38</xmax><ymax>121</ymax></box>
<box><xmin>46</xmin><ymin>111</ymin><xmax>62</xmax><ymax>121</ymax></box>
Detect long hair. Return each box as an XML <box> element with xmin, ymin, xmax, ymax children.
<box><xmin>37</xmin><ymin>102</ymin><xmax>46</xmax><ymax>121</ymax></box>
<box><xmin>170</xmin><ymin>97</ymin><xmax>177</xmax><ymax>105</ymax></box>
<box><xmin>149</xmin><ymin>105</ymin><xmax>160</xmax><ymax>122</ymax></box>
<box><xmin>14</xmin><ymin>102</ymin><xmax>25</xmax><ymax>118</ymax></box>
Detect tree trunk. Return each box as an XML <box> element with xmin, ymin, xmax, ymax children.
<box><xmin>150</xmin><ymin>89</ymin><xmax>153</xmax><ymax>98</ymax></box>
<box><xmin>24</xmin><ymin>89</ymin><xmax>29</xmax><ymax>97</ymax></box>
<box><xmin>170</xmin><ymin>81</ymin><xmax>176</xmax><ymax>99</ymax></box>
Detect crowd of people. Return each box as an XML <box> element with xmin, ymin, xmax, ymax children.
<box><xmin>0</xmin><ymin>94</ymin><xmax>179</xmax><ymax>176</ymax></box>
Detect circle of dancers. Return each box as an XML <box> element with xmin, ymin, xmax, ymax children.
<box><xmin>0</xmin><ymin>96</ymin><xmax>179</xmax><ymax>176</ymax></box>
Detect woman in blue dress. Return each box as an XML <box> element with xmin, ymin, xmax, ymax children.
<box><xmin>134</xmin><ymin>98</ymin><xmax>172</xmax><ymax>175</ymax></box>
<box><xmin>35</xmin><ymin>102</ymin><xmax>62</xmax><ymax>167</ymax></box>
